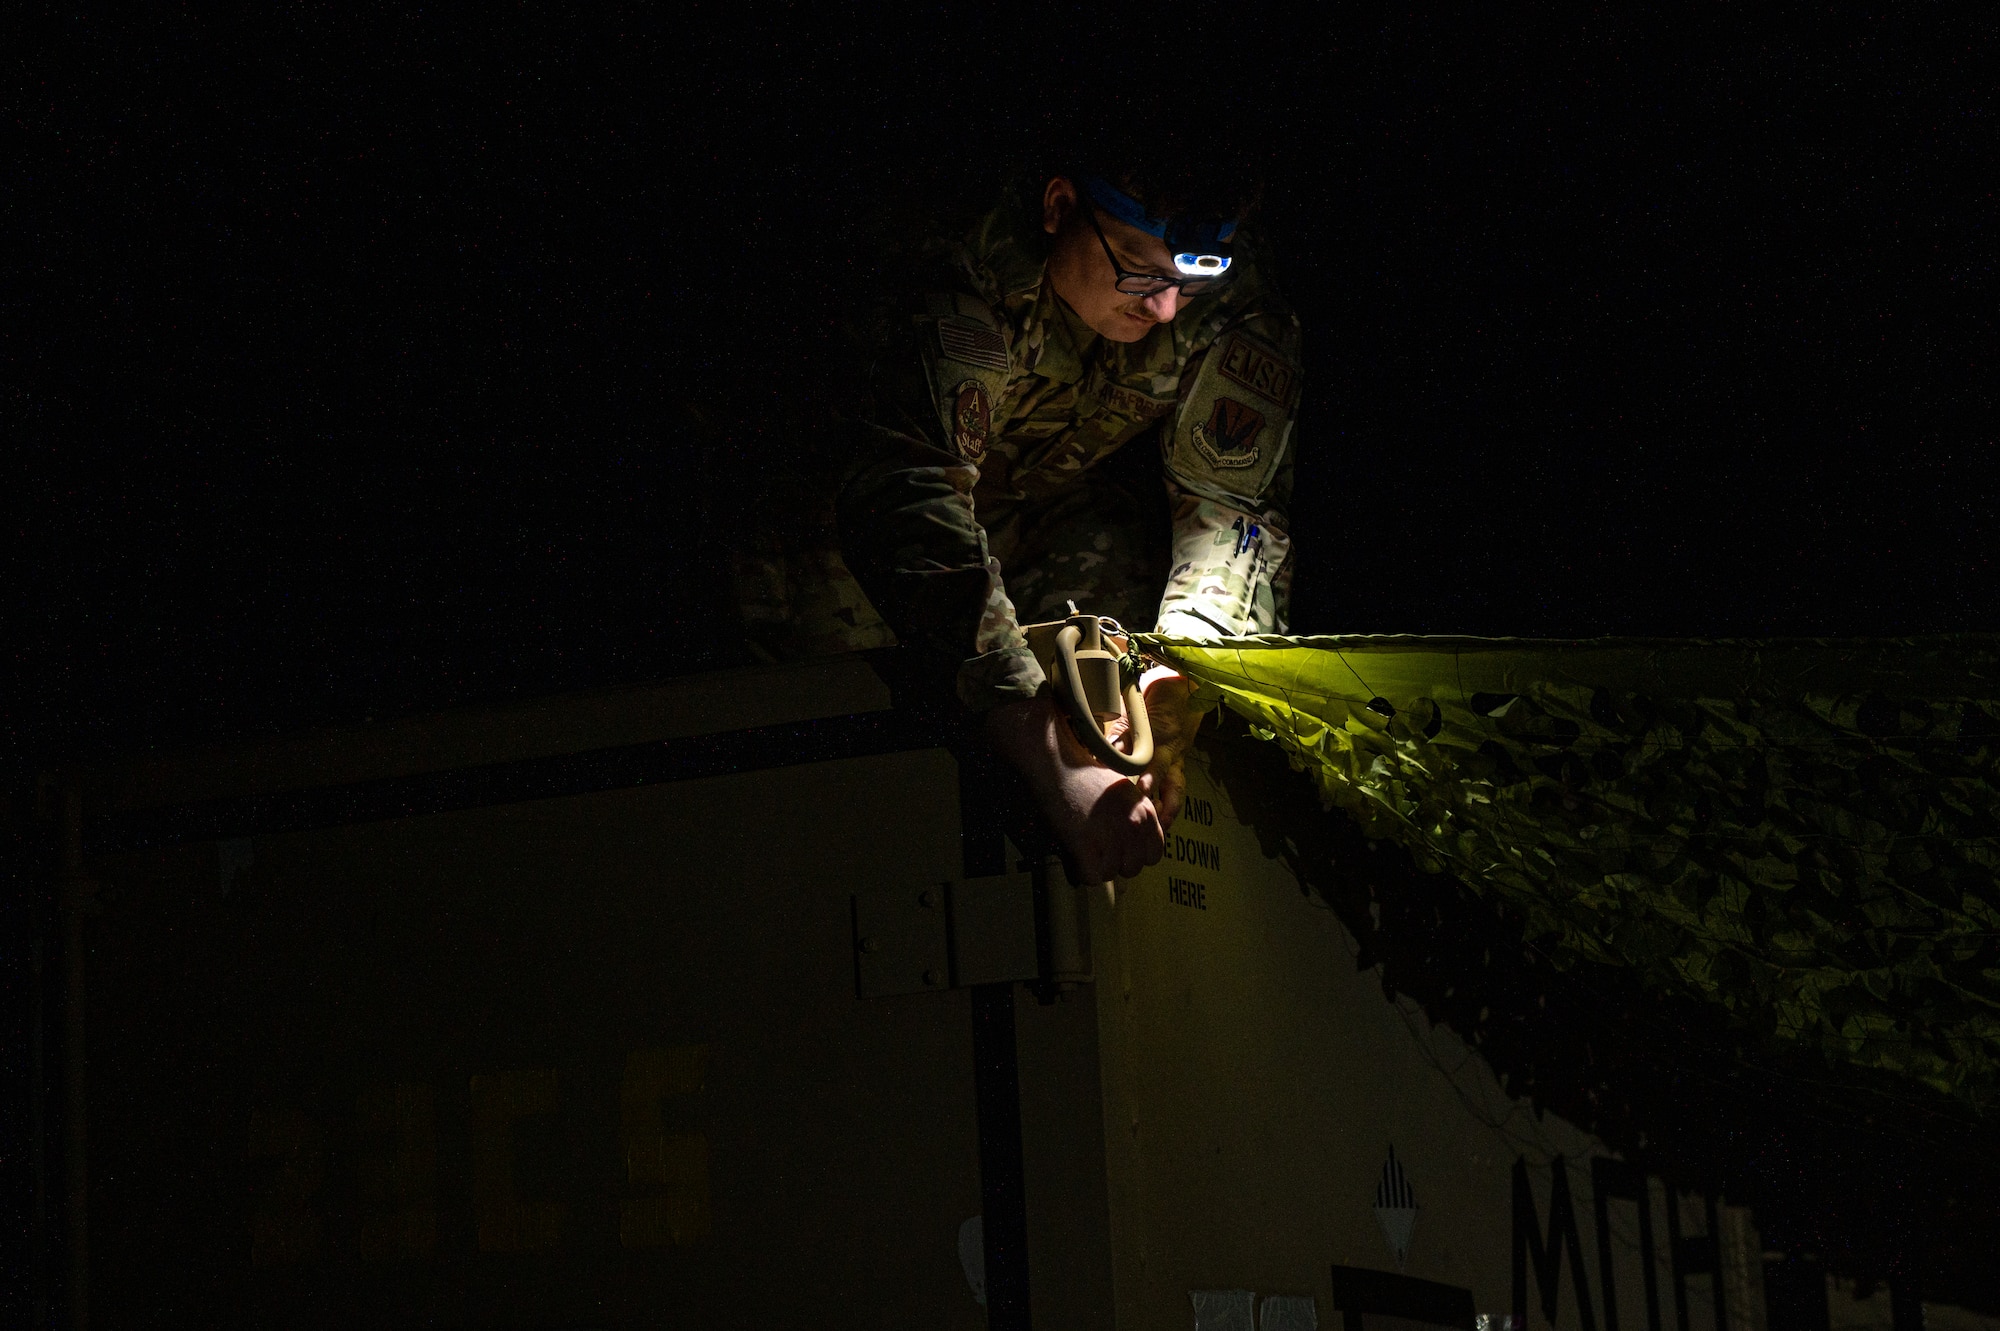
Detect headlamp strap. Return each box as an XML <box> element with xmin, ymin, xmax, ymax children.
<box><xmin>1080</xmin><ymin>175</ymin><xmax>1239</xmax><ymax>254</ymax></box>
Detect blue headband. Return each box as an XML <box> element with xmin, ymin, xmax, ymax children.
<box><xmin>1080</xmin><ymin>175</ymin><xmax>1239</xmax><ymax>255</ymax></box>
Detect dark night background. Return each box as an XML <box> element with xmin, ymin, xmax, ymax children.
<box><xmin>13</xmin><ymin>7</ymin><xmax>1993</xmax><ymax>776</ymax></box>
<box><xmin>7</xmin><ymin>2</ymin><xmax>1998</xmax><ymax>1313</ymax></box>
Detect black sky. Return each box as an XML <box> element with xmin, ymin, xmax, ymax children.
<box><xmin>10</xmin><ymin>8</ymin><xmax>1995</xmax><ymax>775</ymax></box>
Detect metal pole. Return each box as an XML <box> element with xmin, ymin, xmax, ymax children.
<box><xmin>59</xmin><ymin>784</ymin><xmax>88</xmax><ymax>1331</ymax></box>
<box><xmin>955</xmin><ymin>748</ymin><xmax>1033</xmax><ymax>1329</ymax></box>
<box><xmin>972</xmin><ymin>982</ymin><xmax>1032</xmax><ymax>1329</ymax></box>
<box><xmin>1036</xmin><ymin>855</ymin><xmax>1093</xmax><ymax>994</ymax></box>
<box><xmin>30</xmin><ymin>929</ymin><xmax>49</xmax><ymax>1329</ymax></box>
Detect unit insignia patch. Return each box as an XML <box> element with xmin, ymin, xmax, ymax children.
<box><xmin>952</xmin><ymin>380</ymin><xmax>991</xmax><ymax>462</ymax></box>
<box><xmin>1166</xmin><ymin>324</ymin><xmax>1297</xmax><ymax>502</ymax></box>
<box><xmin>1191</xmin><ymin>396</ymin><xmax>1266</xmax><ymax>469</ymax></box>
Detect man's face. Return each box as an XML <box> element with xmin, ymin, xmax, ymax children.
<box><xmin>1042</xmin><ymin>176</ymin><xmax>1193</xmax><ymax>343</ymax></box>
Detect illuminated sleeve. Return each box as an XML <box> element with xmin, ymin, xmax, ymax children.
<box><xmin>1155</xmin><ymin>487</ymin><xmax>1294</xmax><ymax>639</ymax></box>
<box><xmin>1154</xmin><ymin>311</ymin><xmax>1300</xmax><ymax>639</ymax></box>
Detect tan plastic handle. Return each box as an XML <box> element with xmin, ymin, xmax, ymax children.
<box><xmin>1055</xmin><ymin>623</ymin><xmax>1154</xmax><ymax>777</ymax></box>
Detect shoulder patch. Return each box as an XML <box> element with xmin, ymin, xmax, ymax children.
<box><xmin>1213</xmin><ymin>327</ymin><xmax>1300</xmax><ymax>408</ymax></box>
<box><xmin>938</xmin><ymin>317</ymin><xmax>1009</xmax><ymax>373</ymax></box>
<box><xmin>1166</xmin><ymin>326</ymin><xmax>1297</xmax><ymax>502</ymax></box>
<box><xmin>1191</xmin><ymin>396</ymin><xmax>1268</xmax><ymax>469</ymax></box>
<box><xmin>918</xmin><ymin>301</ymin><xmax>1012</xmax><ymax>465</ymax></box>
<box><xmin>949</xmin><ymin>379</ymin><xmax>992</xmax><ymax>462</ymax></box>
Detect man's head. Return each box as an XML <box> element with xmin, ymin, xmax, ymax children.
<box><xmin>1039</xmin><ymin>148</ymin><xmax>1263</xmax><ymax>343</ymax></box>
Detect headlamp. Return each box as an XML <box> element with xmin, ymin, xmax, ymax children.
<box><xmin>1082</xmin><ymin>175</ymin><xmax>1236</xmax><ymax>279</ymax></box>
<box><xmin>1174</xmin><ymin>252</ymin><xmax>1232</xmax><ymax>278</ymax></box>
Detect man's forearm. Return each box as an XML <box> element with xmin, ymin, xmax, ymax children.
<box><xmin>1156</xmin><ymin>488</ymin><xmax>1294</xmax><ymax>639</ymax></box>
<box><xmin>982</xmin><ymin>692</ymin><xmax>1064</xmax><ymax>775</ymax></box>
<box><xmin>834</xmin><ymin>428</ymin><xmax>1045</xmax><ymax>711</ymax></box>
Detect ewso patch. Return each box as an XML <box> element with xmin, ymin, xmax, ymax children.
<box><xmin>1168</xmin><ymin>326</ymin><xmax>1297</xmax><ymax>502</ymax></box>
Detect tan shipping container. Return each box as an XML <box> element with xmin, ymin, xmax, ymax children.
<box><xmin>36</xmin><ymin>656</ymin><xmax>1761</xmax><ymax>1329</ymax></box>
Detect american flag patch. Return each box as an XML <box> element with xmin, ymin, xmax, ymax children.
<box><xmin>937</xmin><ymin>318</ymin><xmax>1009</xmax><ymax>373</ymax></box>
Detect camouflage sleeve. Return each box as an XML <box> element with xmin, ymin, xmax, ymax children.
<box><xmin>1154</xmin><ymin>309</ymin><xmax>1300</xmax><ymax>639</ymax></box>
<box><xmin>1156</xmin><ymin>487</ymin><xmax>1294</xmax><ymax>639</ymax></box>
<box><xmin>833</xmin><ymin>294</ymin><xmax>1044</xmax><ymax>712</ymax></box>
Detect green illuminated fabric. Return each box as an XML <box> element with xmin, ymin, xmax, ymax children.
<box><xmin>1137</xmin><ymin>634</ymin><xmax>2000</xmax><ymax>1108</ymax></box>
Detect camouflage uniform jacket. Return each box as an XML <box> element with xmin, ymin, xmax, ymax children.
<box><xmin>836</xmin><ymin>190</ymin><xmax>1301</xmax><ymax>712</ymax></box>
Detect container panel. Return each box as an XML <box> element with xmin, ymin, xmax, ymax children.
<box><xmin>86</xmin><ymin>748</ymin><xmax>988</xmax><ymax>1328</ymax></box>
<box><xmin>1095</xmin><ymin>745</ymin><xmax>1639</xmax><ymax>1331</ymax></box>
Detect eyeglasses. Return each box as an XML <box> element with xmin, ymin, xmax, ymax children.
<box><xmin>1085</xmin><ymin>204</ymin><xmax>1232</xmax><ymax>298</ymax></box>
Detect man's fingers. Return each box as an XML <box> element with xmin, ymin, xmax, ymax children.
<box><xmin>1145</xmin><ymin>756</ymin><xmax>1187</xmax><ymax>831</ymax></box>
<box><xmin>1125</xmin><ymin>798</ymin><xmax>1165</xmax><ymax>878</ymax></box>
<box><xmin>1087</xmin><ymin>785</ymin><xmax>1162</xmax><ymax>882</ymax></box>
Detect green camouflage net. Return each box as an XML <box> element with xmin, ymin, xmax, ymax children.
<box><xmin>1137</xmin><ymin>634</ymin><xmax>2000</xmax><ymax>1109</ymax></box>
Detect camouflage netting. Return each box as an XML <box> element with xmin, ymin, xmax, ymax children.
<box><xmin>1137</xmin><ymin>634</ymin><xmax>2000</xmax><ymax>1110</ymax></box>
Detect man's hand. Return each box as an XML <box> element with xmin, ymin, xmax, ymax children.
<box><xmin>983</xmin><ymin>692</ymin><xmax>1165</xmax><ymax>883</ymax></box>
<box><xmin>1125</xmin><ymin>666</ymin><xmax>1204</xmax><ymax>830</ymax></box>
